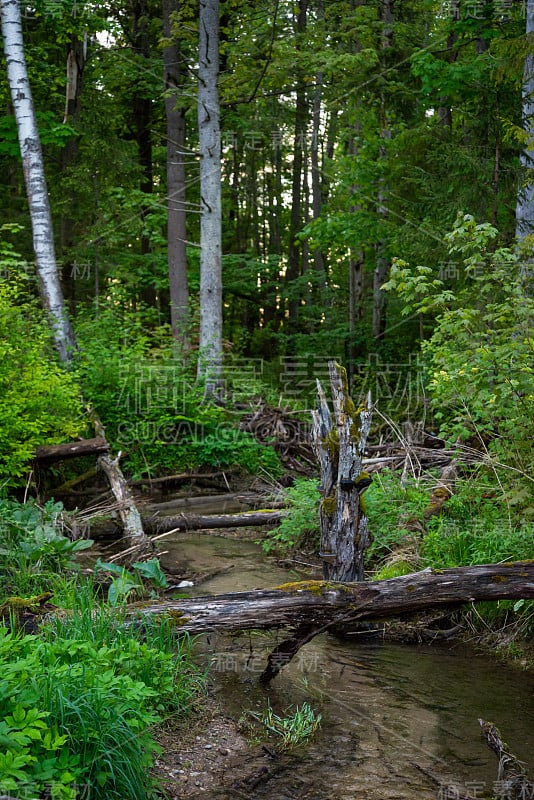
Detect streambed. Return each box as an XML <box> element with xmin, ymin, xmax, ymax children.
<box><xmin>158</xmin><ymin>531</ymin><xmax>534</xmax><ymax>799</ymax></box>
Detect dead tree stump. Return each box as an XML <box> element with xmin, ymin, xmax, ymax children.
<box><xmin>311</xmin><ymin>361</ymin><xmax>373</xmax><ymax>582</ymax></box>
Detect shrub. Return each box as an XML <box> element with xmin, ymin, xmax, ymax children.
<box><xmin>262</xmin><ymin>478</ymin><xmax>320</xmax><ymax>553</ymax></box>
<box><xmin>0</xmin><ymin>498</ymin><xmax>93</xmax><ymax>600</ymax></box>
<box><xmin>74</xmin><ymin>302</ymin><xmax>282</xmax><ymax>478</ymax></box>
<box><xmin>0</xmin><ymin>248</ymin><xmax>84</xmax><ymax>486</ymax></box>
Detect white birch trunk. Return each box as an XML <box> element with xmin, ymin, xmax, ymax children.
<box><xmin>0</xmin><ymin>0</ymin><xmax>76</xmax><ymax>363</ymax></box>
<box><xmin>197</xmin><ymin>0</ymin><xmax>223</xmax><ymax>395</ymax></box>
<box><xmin>516</xmin><ymin>0</ymin><xmax>534</xmax><ymax>248</ymax></box>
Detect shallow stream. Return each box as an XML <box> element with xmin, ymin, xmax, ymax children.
<box><xmin>160</xmin><ymin>531</ymin><xmax>534</xmax><ymax>800</ymax></box>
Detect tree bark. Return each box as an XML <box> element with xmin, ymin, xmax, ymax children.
<box><xmin>516</xmin><ymin>0</ymin><xmax>534</xmax><ymax>290</ymax></box>
<box><xmin>0</xmin><ymin>0</ymin><xmax>77</xmax><ymax>363</ymax></box>
<box><xmin>197</xmin><ymin>0</ymin><xmax>223</xmax><ymax>395</ymax></box>
<box><xmin>97</xmin><ymin>454</ymin><xmax>149</xmax><ymax>548</ymax></box>
<box><xmin>144</xmin><ymin>509</ymin><xmax>285</xmax><ymax>535</ymax></box>
<box><xmin>311</xmin><ymin>362</ymin><xmax>373</xmax><ymax>582</ymax></box>
<box><xmin>163</xmin><ymin>0</ymin><xmax>189</xmax><ymax>347</ymax></box>
<box><xmin>34</xmin><ymin>437</ymin><xmax>109</xmax><ymax>463</ymax></box>
<box><xmin>479</xmin><ymin>719</ymin><xmax>534</xmax><ymax>800</ymax></box>
<box><xmin>285</xmin><ymin>0</ymin><xmax>308</xmax><ymax>332</ymax></box>
<box><xmin>128</xmin><ymin>562</ymin><xmax>534</xmax><ymax>635</ymax></box>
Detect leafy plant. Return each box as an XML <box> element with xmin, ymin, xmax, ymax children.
<box><xmin>0</xmin><ymin>498</ymin><xmax>93</xmax><ymax>599</ymax></box>
<box><xmin>0</xmin><ymin>256</ymin><xmax>84</xmax><ymax>486</ymax></box>
<box><xmin>94</xmin><ymin>558</ymin><xmax>169</xmax><ymax>605</ymax></box>
<box><xmin>383</xmin><ymin>214</ymin><xmax>534</xmax><ymax>490</ymax></box>
<box><xmin>0</xmin><ymin>585</ymin><xmax>203</xmax><ymax>799</ymax></box>
<box><xmin>262</xmin><ymin>479</ymin><xmax>320</xmax><ymax>553</ymax></box>
<box><xmin>74</xmin><ymin>302</ymin><xmax>282</xmax><ymax>479</ymax></box>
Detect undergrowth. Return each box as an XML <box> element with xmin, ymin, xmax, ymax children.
<box><xmin>0</xmin><ymin>500</ymin><xmax>204</xmax><ymax>799</ymax></box>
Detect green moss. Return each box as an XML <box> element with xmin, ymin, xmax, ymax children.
<box><xmin>321</xmin><ymin>492</ymin><xmax>337</xmax><ymax>516</ymax></box>
<box><xmin>165</xmin><ymin>609</ymin><xmax>189</xmax><ymax>626</ymax></box>
<box><xmin>322</xmin><ymin>428</ymin><xmax>339</xmax><ymax>457</ymax></box>
<box><xmin>274</xmin><ymin>580</ymin><xmax>336</xmax><ymax>595</ymax></box>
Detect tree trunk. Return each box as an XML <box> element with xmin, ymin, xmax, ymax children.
<box><xmin>34</xmin><ymin>437</ymin><xmax>109</xmax><ymax>463</ymax></box>
<box><xmin>144</xmin><ymin>509</ymin><xmax>285</xmax><ymax>535</ymax></box>
<box><xmin>286</xmin><ymin>0</ymin><xmax>308</xmax><ymax>333</ymax></box>
<box><xmin>0</xmin><ymin>0</ymin><xmax>77</xmax><ymax>363</ymax></box>
<box><xmin>516</xmin><ymin>0</ymin><xmax>534</xmax><ymax>278</ymax></box>
<box><xmin>373</xmin><ymin>0</ymin><xmax>394</xmax><ymax>341</ymax></box>
<box><xmin>97</xmin><ymin>454</ymin><xmax>148</xmax><ymax>547</ymax></box>
<box><xmin>128</xmin><ymin>561</ymin><xmax>534</xmax><ymax>636</ymax></box>
<box><xmin>197</xmin><ymin>0</ymin><xmax>223</xmax><ymax>395</ymax></box>
<box><xmin>163</xmin><ymin>0</ymin><xmax>189</xmax><ymax>347</ymax></box>
<box><xmin>311</xmin><ymin>361</ymin><xmax>373</xmax><ymax>582</ymax></box>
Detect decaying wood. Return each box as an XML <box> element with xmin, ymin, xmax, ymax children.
<box><xmin>128</xmin><ymin>561</ymin><xmax>534</xmax><ymax>637</ymax></box>
<box><xmin>423</xmin><ymin>461</ymin><xmax>458</xmax><ymax>520</ymax></box>
<box><xmin>34</xmin><ymin>437</ymin><xmax>109</xmax><ymax>462</ymax></box>
<box><xmin>479</xmin><ymin>719</ymin><xmax>533</xmax><ymax>800</ymax></box>
<box><xmin>143</xmin><ymin>509</ymin><xmax>286</xmax><ymax>535</ymax></box>
<box><xmin>239</xmin><ymin>403</ymin><xmax>315</xmax><ymax>473</ymax></box>
<box><xmin>97</xmin><ymin>454</ymin><xmax>152</xmax><ymax>551</ymax></box>
<box><xmin>129</xmin><ymin>469</ymin><xmax>240</xmax><ymax>488</ymax></box>
<box><xmin>86</xmin><ymin>407</ymin><xmax>151</xmax><ymax>552</ymax></box>
<box><xmin>144</xmin><ymin>491</ymin><xmax>272</xmax><ymax>514</ymax></box>
<box><xmin>311</xmin><ymin>361</ymin><xmax>373</xmax><ymax>582</ymax></box>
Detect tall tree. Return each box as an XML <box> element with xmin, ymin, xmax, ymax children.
<box><xmin>197</xmin><ymin>0</ymin><xmax>222</xmax><ymax>393</ymax></box>
<box><xmin>163</xmin><ymin>0</ymin><xmax>189</xmax><ymax>346</ymax></box>
<box><xmin>0</xmin><ymin>0</ymin><xmax>77</xmax><ymax>362</ymax></box>
<box><xmin>516</xmin><ymin>0</ymin><xmax>534</xmax><ymax>258</ymax></box>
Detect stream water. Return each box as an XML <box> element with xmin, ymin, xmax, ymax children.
<box><xmin>160</xmin><ymin>531</ymin><xmax>534</xmax><ymax>800</ymax></box>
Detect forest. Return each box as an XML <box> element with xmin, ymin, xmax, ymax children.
<box><xmin>0</xmin><ymin>0</ymin><xmax>533</xmax><ymax>798</ymax></box>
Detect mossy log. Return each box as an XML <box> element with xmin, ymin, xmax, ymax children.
<box><xmin>128</xmin><ymin>561</ymin><xmax>534</xmax><ymax>635</ymax></box>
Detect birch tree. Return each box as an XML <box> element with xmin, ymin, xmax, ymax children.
<box><xmin>197</xmin><ymin>0</ymin><xmax>223</xmax><ymax>394</ymax></box>
<box><xmin>0</xmin><ymin>0</ymin><xmax>150</xmax><ymax>551</ymax></box>
<box><xmin>0</xmin><ymin>0</ymin><xmax>77</xmax><ymax>362</ymax></box>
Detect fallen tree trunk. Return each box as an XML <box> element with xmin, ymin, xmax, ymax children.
<box><xmin>97</xmin><ymin>454</ymin><xmax>151</xmax><ymax>552</ymax></box>
<box><xmin>34</xmin><ymin>436</ymin><xmax>109</xmax><ymax>462</ymax></box>
<box><xmin>128</xmin><ymin>561</ymin><xmax>534</xmax><ymax>634</ymax></box>
<box><xmin>144</xmin><ymin>509</ymin><xmax>286</xmax><ymax>535</ymax></box>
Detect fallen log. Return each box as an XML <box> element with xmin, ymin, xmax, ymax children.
<box><xmin>143</xmin><ymin>509</ymin><xmax>286</xmax><ymax>535</ymax></box>
<box><xmin>128</xmin><ymin>561</ymin><xmax>534</xmax><ymax>634</ymax></box>
<box><xmin>34</xmin><ymin>436</ymin><xmax>109</xmax><ymax>462</ymax></box>
<box><xmin>126</xmin><ymin>561</ymin><xmax>534</xmax><ymax>683</ymax></box>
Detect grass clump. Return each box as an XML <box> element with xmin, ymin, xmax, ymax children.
<box><xmin>247</xmin><ymin>701</ymin><xmax>321</xmax><ymax>750</ymax></box>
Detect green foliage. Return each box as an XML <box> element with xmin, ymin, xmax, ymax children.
<box><xmin>74</xmin><ymin>302</ymin><xmax>281</xmax><ymax>478</ymax></box>
<box><xmin>262</xmin><ymin>479</ymin><xmax>320</xmax><ymax>553</ymax></box>
<box><xmin>0</xmin><ymin>585</ymin><xmax>202</xmax><ymax>799</ymax></box>
<box><xmin>384</xmin><ymin>214</ymin><xmax>534</xmax><ymax>485</ymax></box>
<box><xmin>0</xmin><ymin>251</ymin><xmax>84</xmax><ymax>486</ymax></box>
<box><xmin>94</xmin><ymin>558</ymin><xmax>169</xmax><ymax>605</ymax></box>
<box><xmin>364</xmin><ymin>470</ymin><xmax>429</xmax><ymax>566</ymax></box>
<box><xmin>0</xmin><ymin>498</ymin><xmax>93</xmax><ymax>600</ymax></box>
<box><xmin>247</xmin><ymin>701</ymin><xmax>321</xmax><ymax>750</ymax></box>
